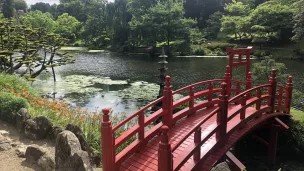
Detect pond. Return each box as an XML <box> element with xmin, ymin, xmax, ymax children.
<box><xmin>32</xmin><ymin>52</ymin><xmax>304</xmax><ymax>114</ymax></box>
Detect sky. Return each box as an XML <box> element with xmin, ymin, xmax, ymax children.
<box><xmin>25</xmin><ymin>0</ymin><xmax>114</xmax><ymax>6</ymax></box>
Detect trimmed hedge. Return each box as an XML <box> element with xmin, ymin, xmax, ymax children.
<box><xmin>0</xmin><ymin>92</ymin><xmax>29</xmax><ymax>123</ymax></box>
<box><xmin>206</xmin><ymin>42</ymin><xmax>237</xmax><ymax>51</ymax></box>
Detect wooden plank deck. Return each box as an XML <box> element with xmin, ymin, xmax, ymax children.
<box><xmin>119</xmin><ymin>104</ymin><xmax>239</xmax><ymax>171</ymax></box>
<box><xmin>119</xmin><ymin>104</ymin><xmax>286</xmax><ymax>171</ymax></box>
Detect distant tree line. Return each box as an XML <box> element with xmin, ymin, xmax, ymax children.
<box><xmin>0</xmin><ymin>0</ymin><xmax>303</xmax><ymax>53</ymax></box>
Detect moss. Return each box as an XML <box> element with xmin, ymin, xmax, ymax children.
<box><xmin>0</xmin><ymin>92</ymin><xmax>29</xmax><ymax>123</ymax></box>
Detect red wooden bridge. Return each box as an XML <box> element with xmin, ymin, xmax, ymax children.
<box><xmin>101</xmin><ymin>47</ymin><xmax>293</xmax><ymax>171</ymax></box>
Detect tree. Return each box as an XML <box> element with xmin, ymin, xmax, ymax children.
<box><xmin>252</xmin><ymin>56</ymin><xmax>288</xmax><ymax>84</ymax></box>
<box><xmin>14</xmin><ymin>0</ymin><xmax>27</xmax><ymax>12</ymax></box>
<box><xmin>20</xmin><ymin>11</ymin><xmax>56</xmax><ymax>32</ymax></box>
<box><xmin>205</xmin><ymin>11</ymin><xmax>223</xmax><ymax>39</ymax></box>
<box><xmin>2</xmin><ymin>0</ymin><xmax>15</xmax><ymax>18</ymax></box>
<box><xmin>130</xmin><ymin>0</ymin><xmax>196</xmax><ymax>54</ymax></box>
<box><xmin>250</xmin><ymin>2</ymin><xmax>295</xmax><ymax>42</ymax></box>
<box><xmin>30</xmin><ymin>2</ymin><xmax>51</xmax><ymax>13</ymax></box>
<box><xmin>0</xmin><ymin>18</ymin><xmax>74</xmax><ymax>81</ymax></box>
<box><xmin>220</xmin><ymin>0</ymin><xmax>252</xmax><ymax>40</ymax></box>
<box><xmin>292</xmin><ymin>1</ymin><xmax>304</xmax><ymax>42</ymax></box>
<box><xmin>55</xmin><ymin>13</ymin><xmax>80</xmax><ymax>40</ymax></box>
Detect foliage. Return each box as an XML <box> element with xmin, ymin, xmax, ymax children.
<box><xmin>30</xmin><ymin>2</ymin><xmax>51</xmax><ymax>13</ymax></box>
<box><xmin>292</xmin><ymin>2</ymin><xmax>304</xmax><ymax>42</ymax></box>
<box><xmin>206</xmin><ymin>42</ymin><xmax>236</xmax><ymax>51</ymax></box>
<box><xmin>205</xmin><ymin>11</ymin><xmax>223</xmax><ymax>39</ymax></box>
<box><xmin>0</xmin><ymin>92</ymin><xmax>29</xmax><ymax>123</ymax></box>
<box><xmin>0</xmin><ymin>18</ymin><xmax>74</xmax><ymax>81</ymax></box>
<box><xmin>21</xmin><ymin>11</ymin><xmax>56</xmax><ymax>32</ymax></box>
<box><xmin>129</xmin><ymin>0</ymin><xmax>196</xmax><ymax>54</ymax></box>
<box><xmin>250</xmin><ymin>1</ymin><xmax>295</xmax><ymax>41</ymax></box>
<box><xmin>224</xmin><ymin>0</ymin><xmax>252</xmax><ymax>16</ymax></box>
<box><xmin>2</xmin><ymin>0</ymin><xmax>15</xmax><ymax>18</ymax></box>
<box><xmin>14</xmin><ymin>0</ymin><xmax>27</xmax><ymax>12</ymax></box>
<box><xmin>252</xmin><ymin>57</ymin><xmax>288</xmax><ymax>84</ymax></box>
<box><xmin>0</xmin><ymin>73</ymin><xmax>135</xmax><ymax>157</ymax></box>
<box><xmin>55</xmin><ymin>13</ymin><xmax>80</xmax><ymax>40</ymax></box>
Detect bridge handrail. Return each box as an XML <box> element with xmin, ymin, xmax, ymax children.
<box><xmin>228</xmin><ymin>84</ymin><xmax>271</xmax><ymax>104</ymax></box>
<box><xmin>172</xmin><ymin>79</ymin><xmax>224</xmax><ymax>95</ymax></box>
<box><xmin>171</xmin><ymin>107</ymin><xmax>220</xmax><ymax>152</ymax></box>
<box><xmin>112</xmin><ymin>96</ymin><xmax>164</xmax><ymax>132</ymax></box>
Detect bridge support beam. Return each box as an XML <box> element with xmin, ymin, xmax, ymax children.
<box><xmin>268</xmin><ymin>124</ymin><xmax>278</xmax><ymax>169</ymax></box>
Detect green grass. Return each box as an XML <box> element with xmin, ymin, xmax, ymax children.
<box><xmin>291</xmin><ymin>108</ymin><xmax>304</xmax><ymax>122</ymax></box>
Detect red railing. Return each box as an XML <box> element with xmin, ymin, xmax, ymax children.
<box><xmin>101</xmin><ymin>68</ymin><xmax>293</xmax><ymax>171</ymax></box>
<box><xmin>156</xmin><ymin>70</ymin><xmax>293</xmax><ymax>171</ymax></box>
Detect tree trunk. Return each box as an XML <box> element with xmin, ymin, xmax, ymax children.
<box><xmin>52</xmin><ymin>65</ymin><xmax>56</xmax><ymax>82</ymax></box>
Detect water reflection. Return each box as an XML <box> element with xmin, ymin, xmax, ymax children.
<box><xmin>32</xmin><ymin>53</ymin><xmax>304</xmax><ymax>114</ymax></box>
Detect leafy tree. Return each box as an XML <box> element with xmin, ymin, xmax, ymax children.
<box><xmin>30</xmin><ymin>2</ymin><xmax>51</xmax><ymax>13</ymax></box>
<box><xmin>224</xmin><ymin>0</ymin><xmax>252</xmax><ymax>16</ymax></box>
<box><xmin>292</xmin><ymin>1</ymin><xmax>304</xmax><ymax>42</ymax></box>
<box><xmin>0</xmin><ymin>18</ymin><xmax>74</xmax><ymax>81</ymax></box>
<box><xmin>55</xmin><ymin>13</ymin><xmax>80</xmax><ymax>40</ymax></box>
<box><xmin>252</xmin><ymin>56</ymin><xmax>288</xmax><ymax>84</ymax></box>
<box><xmin>20</xmin><ymin>11</ymin><xmax>56</xmax><ymax>32</ymax></box>
<box><xmin>3</xmin><ymin>0</ymin><xmax>15</xmax><ymax>18</ymax></box>
<box><xmin>250</xmin><ymin>2</ymin><xmax>295</xmax><ymax>42</ymax></box>
<box><xmin>14</xmin><ymin>0</ymin><xmax>27</xmax><ymax>12</ymax></box>
<box><xmin>205</xmin><ymin>11</ymin><xmax>223</xmax><ymax>39</ymax></box>
<box><xmin>130</xmin><ymin>0</ymin><xmax>196</xmax><ymax>54</ymax></box>
<box><xmin>220</xmin><ymin>0</ymin><xmax>252</xmax><ymax>40</ymax></box>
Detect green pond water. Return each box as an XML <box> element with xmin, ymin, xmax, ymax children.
<box><xmin>32</xmin><ymin>52</ymin><xmax>304</xmax><ymax>114</ymax></box>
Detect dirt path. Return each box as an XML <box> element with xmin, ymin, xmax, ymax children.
<box><xmin>0</xmin><ymin>120</ymin><xmax>55</xmax><ymax>171</ymax></box>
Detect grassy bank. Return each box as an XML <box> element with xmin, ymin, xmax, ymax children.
<box><xmin>0</xmin><ymin>73</ymin><xmax>132</xmax><ymax>159</ymax></box>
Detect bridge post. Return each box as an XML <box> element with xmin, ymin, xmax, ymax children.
<box><xmin>207</xmin><ymin>81</ymin><xmax>214</xmax><ymax>108</ymax></box>
<box><xmin>246</xmin><ymin>72</ymin><xmax>252</xmax><ymax>99</ymax></box>
<box><xmin>158</xmin><ymin>126</ymin><xmax>173</xmax><ymax>171</ymax></box>
<box><xmin>189</xmin><ymin>87</ymin><xmax>195</xmax><ymax>115</ymax></box>
<box><xmin>268</xmin><ymin>124</ymin><xmax>279</xmax><ymax>169</ymax></box>
<box><xmin>267</xmin><ymin>70</ymin><xmax>277</xmax><ymax>113</ymax></box>
<box><xmin>217</xmin><ymin>83</ymin><xmax>228</xmax><ymax>147</ymax></box>
<box><xmin>224</xmin><ymin>65</ymin><xmax>231</xmax><ymax>98</ymax></box>
<box><xmin>194</xmin><ymin>127</ymin><xmax>202</xmax><ymax>162</ymax></box>
<box><xmin>162</xmin><ymin>76</ymin><xmax>173</xmax><ymax>127</ymax></box>
<box><xmin>101</xmin><ymin>108</ymin><xmax>115</xmax><ymax>171</ymax></box>
<box><xmin>284</xmin><ymin>76</ymin><xmax>293</xmax><ymax>114</ymax></box>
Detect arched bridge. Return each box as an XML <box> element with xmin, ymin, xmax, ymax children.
<box><xmin>101</xmin><ymin>47</ymin><xmax>293</xmax><ymax>171</ymax></box>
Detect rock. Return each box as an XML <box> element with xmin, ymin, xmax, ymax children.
<box><xmin>16</xmin><ymin>145</ymin><xmax>27</xmax><ymax>157</ymax></box>
<box><xmin>56</xmin><ymin>130</ymin><xmax>92</xmax><ymax>171</ymax></box>
<box><xmin>38</xmin><ymin>153</ymin><xmax>55</xmax><ymax>171</ymax></box>
<box><xmin>25</xmin><ymin>145</ymin><xmax>48</xmax><ymax>163</ymax></box>
<box><xmin>25</xmin><ymin>116</ymin><xmax>53</xmax><ymax>140</ymax></box>
<box><xmin>0</xmin><ymin>135</ymin><xmax>12</xmax><ymax>151</ymax></box>
<box><xmin>25</xmin><ymin>145</ymin><xmax>55</xmax><ymax>171</ymax></box>
<box><xmin>66</xmin><ymin>124</ymin><xmax>99</xmax><ymax>166</ymax></box>
<box><xmin>15</xmin><ymin>108</ymin><xmax>31</xmax><ymax>133</ymax></box>
<box><xmin>210</xmin><ymin>162</ymin><xmax>231</xmax><ymax>171</ymax></box>
<box><xmin>60</xmin><ymin>151</ymin><xmax>92</xmax><ymax>171</ymax></box>
<box><xmin>48</xmin><ymin>126</ymin><xmax>64</xmax><ymax>140</ymax></box>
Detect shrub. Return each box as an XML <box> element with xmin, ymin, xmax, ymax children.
<box><xmin>252</xmin><ymin>50</ymin><xmax>271</xmax><ymax>58</ymax></box>
<box><xmin>0</xmin><ymin>73</ymin><xmax>37</xmax><ymax>96</ymax></box>
<box><xmin>206</xmin><ymin>42</ymin><xmax>237</xmax><ymax>51</ymax></box>
<box><xmin>0</xmin><ymin>92</ymin><xmax>29</xmax><ymax>123</ymax></box>
<box><xmin>192</xmin><ymin>48</ymin><xmax>207</xmax><ymax>55</ymax></box>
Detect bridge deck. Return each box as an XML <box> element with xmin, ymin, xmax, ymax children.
<box><xmin>120</xmin><ymin>104</ymin><xmax>258</xmax><ymax>171</ymax></box>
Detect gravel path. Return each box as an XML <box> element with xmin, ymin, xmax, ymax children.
<box><xmin>0</xmin><ymin>120</ymin><xmax>55</xmax><ymax>171</ymax></box>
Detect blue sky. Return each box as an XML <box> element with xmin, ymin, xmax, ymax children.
<box><xmin>25</xmin><ymin>0</ymin><xmax>114</xmax><ymax>5</ymax></box>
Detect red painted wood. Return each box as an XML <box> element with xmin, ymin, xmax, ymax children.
<box><xmin>226</xmin><ymin>151</ymin><xmax>246</xmax><ymax>171</ymax></box>
<box><xmin>101</xmin><ymin>108</ymin><xmax>115</xmax><ymax>171</ymax></box>
<box><xmin>163</xmin><ymin>76</ymin><xmax>173</xmax><ymax>127</ymax></box>
<box><xmin>158</xmin><ymin>126</ymin><xmax>173</xmax><ymax>171</ymax></box>
<box><xmin>100</xmin><ymin>52</ymin><xmax>293</xmax><ymax>171</ymax></box>
<box><xmin>284</xmin><ymin>76</ymin><xmax>293</xmax><ymax>113</ymax></box>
